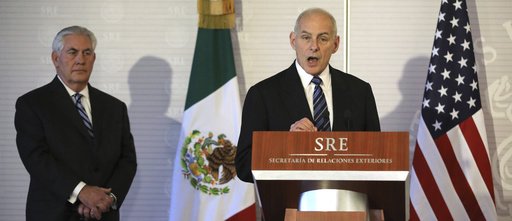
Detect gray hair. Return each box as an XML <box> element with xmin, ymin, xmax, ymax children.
<box><xmin>293</xmin><ymin>8</ymin><xmax>337</xmax><ymax>35</ymax></box>
<box><xmin>52</xmin><ymin>26</ymin><xmax>97</xmax><ymax>53</ymax></box>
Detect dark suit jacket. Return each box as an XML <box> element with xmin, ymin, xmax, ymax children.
<box><xmin>15</xmin><ymin>76</ymin><xmax>137</xmax><ymax>221</ymax></box>
<box><xmin>235</xmin><ymin>63</ymin><xmax>380</xmax><ymax>182</ymax></box>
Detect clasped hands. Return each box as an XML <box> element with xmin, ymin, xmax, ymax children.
<box><xmin>290</xmin><ymin>117</ymin><xmax>317</xmax><ymax>131</ymax></box>
<box><xmin>77</xmin><ymin>185</ymin><xmax>114</xmax><ymax>220</ymax></box>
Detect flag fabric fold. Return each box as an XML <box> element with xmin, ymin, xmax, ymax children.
<box><xmin>169</xmin><ymin>2</ymin><xmax>256</xmax><ymax>220</ymax></box>
<box><xmin>409</xmin><ymin>0</ymin><xmax>497</xmax><ymax>220</ymax></box>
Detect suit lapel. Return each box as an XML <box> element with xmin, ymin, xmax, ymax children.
<box><xmin>330</xmin><ymin>67</ymin><xmax>352</xmax><ymax>131</ymax></box>
<box><xmin>281</xmin><ymin>63</ymin><xmax>313</xmax><ymax>122</ymax></box>
<box><xmin>88</xmin><ymin>86</ymin><xmax>103</xmax><ymax>142</ymax></box>
<box><xmin>48</xmin><ymin>76</ymin><xmax>93</xmax><ymax>139</ymax></box>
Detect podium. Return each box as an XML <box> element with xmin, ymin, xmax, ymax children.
<box><xmin>251</xmin><ymin>131</ymin><xmax>409</xmax><ymax>220</ymax></box>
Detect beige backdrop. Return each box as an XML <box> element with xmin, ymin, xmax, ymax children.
<box><xmin>0</xmin><ymin>0</ymin><xmax>511</xmax><ymax>220</ymax></box>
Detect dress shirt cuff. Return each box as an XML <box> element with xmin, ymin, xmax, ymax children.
<box><xmin>67</xmin><ymin>181</ymin><xmax>86</xmax><ymax>204</ymax></box>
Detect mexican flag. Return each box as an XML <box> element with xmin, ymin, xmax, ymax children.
<box><xmin>169</xmin><ymin>1</ymin><xmax>256</xmax><ymax>220</ymax></box>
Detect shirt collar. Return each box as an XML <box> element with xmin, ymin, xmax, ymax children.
<box><xmin>57</xmin><ymin>75</ymin><xmax>90</xmax><ymax>98</ymax></box>
<box><xmin>295</xmin><ymin>60</ymin><xmax>331</xmax><ymax>89</ymax></box>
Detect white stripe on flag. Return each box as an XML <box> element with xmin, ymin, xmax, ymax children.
<box><xmin>181</xmin><ymin>78</ymin><xmax>242</xmax><ymax>139</ymax></box>
<box><xmin>170</xmin><ymin>78</ymin><xmax>255</xmax><ymax>221</ymax></box>
<box><xmin>472</xmin><ymin>110</ymin><xmax>498</xmax><ymax>219</ymax></box>
<box><xmin>473</xmin><ymin>110</ymin><xmax>491</xmax><ymax>161</ymax></box>
<box><xmin>416</xmin><ymin>117</ymin><xmax>469</xmax><ymax>220</ymax></box>
<box><xmin>410</xmin><ymin>168</ymin><xmax>436</xmax><ymax>220</ymax></box>
<box><xmin>446</xmin><ymin>119</ymin><xmax>496</xmax><ymax>220</ymax></box>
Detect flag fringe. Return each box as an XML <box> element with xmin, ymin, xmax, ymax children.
<box><xmin>198</xmin><ymin>0</ymin><xmax>235</xmax><ymax>29</ymax></box>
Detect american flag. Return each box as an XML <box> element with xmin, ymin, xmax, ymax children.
<box><xmin>409</xmin><ymin>0</ymin><xmax>497</xmax><ymax>220</ymax></box>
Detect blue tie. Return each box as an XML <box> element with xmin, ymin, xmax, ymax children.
<box><xmin>73</xmin><ymin>93</ymin><xmax>94</xmax><ymax>137</ymax></box>
<box><xmin>311</xmin><ymin>76</ymin><xmax>331</xmax><ymax>131</ymax></box>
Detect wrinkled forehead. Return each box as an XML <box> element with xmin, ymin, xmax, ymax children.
<box><xmin>298</xmin><ymin>21</ymin><xmax>334</xmax><ymax>37</ymax></box>
<box><xmin>61</xmin><ymin>34</ymin><xmax>94</xmax><ymax>50</ymax></box>
<box><xmin>298</xmin><ymin>13</ymin><xmax>336</xmax><ymax>35</ymax></box>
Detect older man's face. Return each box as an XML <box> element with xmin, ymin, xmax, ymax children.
<box><xmin>52</xmin><ymin>34</ymin><xmax>96</xmax><ymax>91</ymax></box>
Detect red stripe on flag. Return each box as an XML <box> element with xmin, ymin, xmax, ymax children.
<box><xmin>459</xmin><ymin>117</ymin><xmax>496</xmax><ymax>203</ymax></box>
<box><xmin>412</xmin><ymin>143</ymin><xmax>452</xmax><ymax>220</ymax></box>
<box><xmin>225</xmin><ymin>203</ymin><xmax>256</xmax><ymax>221</ymax></box>
<box><xmin>410</xmin><ymin>203</ymin><xmax>419</xmax><ymax>221</ymax></box>
<box><xmin>435</xmin><ymin>134</ymin><xmax>485</xmax><ymax>220</ymax></box>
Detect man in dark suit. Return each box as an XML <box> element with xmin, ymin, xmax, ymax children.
<box><xmin>14</xmin><ymin>26</ymin><xmax>137</xmax><ymax>220</ymax></box>
<box><xmin>235</xmin><ymin>8</ymin><xmax>380</xmax><ymax>183</ymax></box>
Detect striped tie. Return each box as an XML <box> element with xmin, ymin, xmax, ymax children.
<box><xmin>311</xmin><ymin>76</ymin><xmax>331</xmax><ymax>131</ymax></box>
<box><xmin>73</xmin><ymin>93</ymin><xmax>94</xmax><ymax>137</ymax></box>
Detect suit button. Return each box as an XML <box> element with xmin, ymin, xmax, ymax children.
<box><xmin>93</xmin><ymin>167</ymin><xmax>99</xmax><ymax>173</ymax></box>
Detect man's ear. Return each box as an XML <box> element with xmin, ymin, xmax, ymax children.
<box><xmin>332</xmin><ymin>35</ymin><xmax>340</xmax><ymax>54</ymax></box>
<box><xmin>289</xmin><ymin>32</ymin><xmax>296</xmax><ymax>50</ymax></box>
<box><xmin>51</xmin><ymin>51</ymin><xmax>59</xmax><ymax>67</ymax></box>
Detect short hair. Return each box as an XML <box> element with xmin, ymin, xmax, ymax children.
<box><xmin>52</xmin><ymin>26</ymin><xmax>97</xmax><ymax>53</ymax></box>
<box><xmin>293</xmin><ymin>8</ymin><xmax>337</xmax><ymax>35</ymax></box>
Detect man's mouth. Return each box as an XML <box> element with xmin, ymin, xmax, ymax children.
<box><xmin>307</xmin><ymin>56</ymin><xmax>319</xmax><ymax>63</ymax></box>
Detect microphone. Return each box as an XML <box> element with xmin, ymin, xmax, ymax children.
<box><xmin>324</xmin><ymin>110</ymin><xmax>331</xmax><ymax>131</ymax></box>
<box><xmin>344</xmin><ymin>110</ymin><xmax>352</xmax><ymax>130</ymax></box>
<box><xmin>323</xmin><ymin>109</ymin><xmax>330</xmax><ymax>119</ymax></box>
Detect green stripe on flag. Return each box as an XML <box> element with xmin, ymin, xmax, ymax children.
<box><xmin>185</xmin><ymin>28</ymin><xmax>236</xmax><ymax>109</ymax></box>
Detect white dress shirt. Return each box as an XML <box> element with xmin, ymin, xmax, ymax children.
<box><xmin>57</xmin><ymin>75</ymin><xmax>90</xmax><ymax>204</ymax></box>
<box><xmin>295</xmin><ymin>61</ymin><xmax>334</xmax><ymax>129</ymax></box>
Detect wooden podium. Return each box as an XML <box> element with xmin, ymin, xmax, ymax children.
<box><xmin>251</xmin><ymin>131</ymin><xmax>409</xmax><ymax>221</ymax></box>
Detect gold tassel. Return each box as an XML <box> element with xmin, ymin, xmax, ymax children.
<box><xmin>198</xmin><ymin>0</ymin><xmax>235</xmax><ymax>29</ymax></box>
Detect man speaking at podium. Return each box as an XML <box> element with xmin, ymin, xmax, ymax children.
<box><xmin>235</xmin><ymin>8</ymin><xmax>380</xmax><ymax>183</ymax></box>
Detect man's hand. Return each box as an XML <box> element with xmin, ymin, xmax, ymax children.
<box><xmin>77</xmin><ymin>185</ymin><xmax>114</xmax><ymax>219</ymax></box>
<box><xmin>290</xmin><ymin>117</ymin><xmax>317</xmax><ymax>131</ymax></box>
<box><xmin>78</xmin><ymin>203</ymin><xmax>102</xmax><ymax>220</ymax></box>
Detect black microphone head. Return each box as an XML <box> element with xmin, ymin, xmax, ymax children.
<box><xmin>344</xmin><ymin>110</ymin><xmax>352</xmax><ymax>130</ymax></box>
<box><xmin>323</xmin><ymin>109</ymin><xmax>330</xmax><ymax>118</ymax></box>
<box><xmin>344</xmin><ymin>109</ymin><xmax>351</xmax><ymax>118</ymax></box>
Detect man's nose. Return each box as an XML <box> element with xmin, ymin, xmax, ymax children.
<box><xmin>309</xmin><ymin>39</ymin><xmax>319</xmax><ymax>51</ymax></box>
<box><xmin>74</xmin><ymin>53</ymin><xmax>85</xmax><ymax>64</ymax></box>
